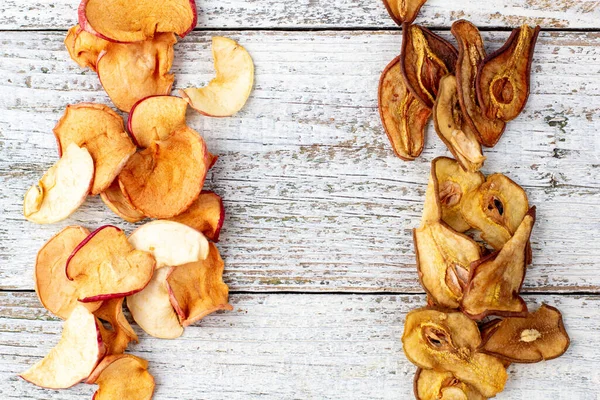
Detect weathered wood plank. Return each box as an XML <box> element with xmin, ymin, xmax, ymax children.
<box><xmin>1</xmin><ymin>30</ymin><xmax>599</xmax><ymax>292</ymax></box>
<box><xmin>1</xmin><ymin>0</ymin><xmax>600</xmax><ymax>30</ymax></box>
<box><xmin>0</xmin><ymin>292</ymin><xmax>596</xmax><ymax>399</ymax></box>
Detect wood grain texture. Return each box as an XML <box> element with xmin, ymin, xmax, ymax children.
<box><xmin>1</xmin><ymin>0</ymin><xmax>599</xmax><ymax>30</ymax></box>
<box><xmin>0</xmin><ymin>292</ymin><xmax>595</xmax><ymax>399</ymax></box>
<box><xmin>0</xmin><ymin>30</ymin><xmax>599</xmax><ymax>292</ymax></box>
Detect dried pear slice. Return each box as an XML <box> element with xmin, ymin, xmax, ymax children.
<box><xmin>433</xmin><ymin>75</ymin><xmax>485</xmax><ymax>172</ymax></box>
<box><xmin>476</xmin><ymin>24</ymin><xmax>541</xmax><ymax>122</ymax></box>
<box><xmin>382</xmin><ymin>0</ymin><xmax>427</xmax><ymax>26</ymax></box>
<box><xmin>379</xmin><ymin>56</ymin><xmax>431</xmax><ymax>160</ymax></box>
<box><xmin>461</xmin><ymin>173</ymin><xmax>529</xmax><ymax>249</ymax></box>
<box><xmin>402</xmin><ymin>308</ymin><xmax>507</xmax><ymax>397</ymax></box>
<box><xmin>401</xmin><ymin>24</ymin><xmax>458</xmax><ymax>108</ymax></box>
<box><xmin>451</xmin><ymin>20</ymin><xmax>506</xmax><ymax>147</ymax></box>
<box><xmin>480</xmin><ymin>304</ymin><xmax>570</xmax><ymax>363</ymax></box>
<box><xmin>414</xmin><ymin>368</ymin><xmax>485</xmax><ymax>400</ymax></box>
<box><xmin>461</xmin><ymin>207</ymin><xmax>536</xmax><ymax>320</ymax></box>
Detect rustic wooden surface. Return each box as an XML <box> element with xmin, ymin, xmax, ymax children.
<box><xmin>0</xmin><ymin>0</ymin><xmax>599</xmax><ymax>399</ymax></box>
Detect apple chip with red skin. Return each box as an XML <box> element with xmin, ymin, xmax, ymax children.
<box><xmin>66</xmin><ymin>225</ymin><xmax>155</xmax><ymax>302</ymax></box>
<box><xmin>168</xmin><ymin>191</ymin><xmax>225</xmax><ymax>242</ymax></box>
<box><xmin>100</xmin><ymin>179</ymin><xmax>145</xmax><ymax>223</ymax></box>
<box><xmin>65</xmin><ymin>24</ymin><xmax>108</xmax><ymax>72</ymax></box>
<box><xmin>87</xmin><ymin>354</ymin><xmax>155</xmax><ymax>400</ymax></box>
<box><xmin>166</xmin><ymin>243</ymin><xmax>232</xmax><ymax>326</ymax></box>
<box><xmin>94</xmin><ymin>297</ymin><xmax>138</xmax><ymax>355</ymax></box>
<box><xmin>53</xmin><ymin>103</ymin><xmax>136</xmax><ymax>195</ymax></box>
<box><xmin>128</xmin><ymin>95</ymin><xmax>188</xmax><ymax>148</ymax></box>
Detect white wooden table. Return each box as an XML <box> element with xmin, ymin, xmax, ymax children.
<box><xmin>1</xmin><ymin>1</ymin><xmax>599</xmax><ymax>399</ymax></box>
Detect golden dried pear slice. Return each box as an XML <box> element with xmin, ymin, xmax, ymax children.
<box><xmin>64</xmin><ymin>24</ymin><xmax>108</xmax><ymax>72</ymax></box>
<box><xmin>461</xmin><ymin>207</ymin><xmax>536</xmax><ymax>320</ymax></box>
<box><xmin>402</xmin><ymin>308</ymin><xmax>507</xmax><ymax>397</ymax></box>
<box><xmin>433</xmin><ymin>75</ymin><xmax>485</xmax><ymax>172</ymax></box>
<box><xmin>168</xmin><ymin>191</ymin><xmax>225</xmax><ymax>242</ymax></box>
<box><xmin>451</xmin><ymin>20</ymin><xmax>506</xmax><ymax>148</ymax></box>
<box><xmin>414</xmin><ymin>368</ymin><xmax>485</xmax><ymax>400</ymax></box>
<box><xmin>379</xmin><ymin>56</ymin><xmax>431</xmax><ymax>161</ymax></box>
<box><xmin>476</xmin><ymin>24</ymin><xmax>541</xmax><ymax>122</ymax></box>
<box><xmin>401</xmin><ymin>24</ymin><xmax>458</xmax><ymax>108</ymax></box>
<box><xmin>461</xmin><ymin>173</ymin><xmax>529</xmax><ymax>249</ymax></box>
<box><xmin>53</xmin><ymin>103</ymin><xmax>136</xmax><ymax>195</ymax></box>
<box><xmin>480</xmin><ymin>304</ymin><xmax>570</xmax><ymax>363</ymax></box>
<box><xmin>87</xmin><ymin>354</ymin><xmax>155</xmax><ymax>400</ymax></box>
<box><xmin>382</xmin><ymin>0</ymin><xmax>427</xmax><ymax>25</ymax></box>
<box><xmin>100</xmin><ymin>179</ymin><xmax>145</xmax><ymax>223</ymax></box>
<box><xmin>128</xmin><ymin>95</ymin><xmax>188</xmax><ymax>148</ymax></box>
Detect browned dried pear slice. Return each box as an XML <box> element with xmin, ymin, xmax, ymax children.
<box><xmin>402</xmin><ymin>308</ymin><xmax>507</xmax><ymax>397</ymax></box>
<box><xmin>433</xmin><ymin>75</ymin><xmax>485</xmax><ymax>172</ymax></box>
<box><xmin>414</xmin><ymin>368</ymin><xmax>485</xmax><ymax>400</ymax></box>
<box><xmin>382</xmin><ymin>0</ymin><xmax>427</xmax><ymax>26</ymax></box>
<box><xmin>451</xmin><ymin>20</ymin><xmax>506</xmax><ymax>147</ymax></box>
<box><xmin>480</xmin><ymin>304</ymin><xmax>570</xmax><ymax>363</ymax></box>
<box><xmin>461</xmin><ymin>173</ymin><xmax>529</xmax><ymax>249</ymax></box>
<box><xmin>476</xmin><ymin>24</ymin><xmax>541</xmax><ymax>122</ymax></box>
<box><xmin>461</xmin><ymin>207</ymin><xmax>536</xmax><ymax>320</ymax></box>
<box><xmin>401</xmin><ymin>24</ymin><xmax>458</xmax><ymax>108</ymax></box>
<box><xmin>379</xmin><ymin>56</ymin><xmax>431</xmax><ymax>160</ymax></box>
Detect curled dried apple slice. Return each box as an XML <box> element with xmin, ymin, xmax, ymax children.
<box><xmin>97</xmin><ymin>33</ymin><xmax>176</xmax><ymax>112</ymax></box>
<box><xmin>65</xmin><ymin>25</ymin><xmax>108</xmax><ymax>72</ymax></box>
<box><xmin>127</xmin><ymin>266</ymin><xmax>184</xmax><ymax>339</ymax></box>
<box><xmin>433</xmin><ymin>75</ymin><xmax>485</xmax><ymax>172</ymax></box>
<box><xmin>79</xmin><ymin>0</ymin><xmax>196</xmax><ymax>43</ymax></box>
<box><xmin>379</xmin><ymin>56</ymin><xmax>431</xmax><ymax>160</ymax></box>
<box><xmin>402</xmin><ymin>308</ymin><xmax>507</xmax><ymax>397</ymax></box>
<box><xmin>461</xmin><ymin>173</ymin><xmax>529</xmax><ymax>249</ymax></box>
<box><xmin>66</xmin><ymin>225</ymin><xmax>155</xmax><ymax>302</ymax></box>
<box><xmin>100</xmin><ymin>179</ymin><xmax>145</xmax><ymax>223</ymax></box>
<box><xmin>168</xmin><ymin>191</ymin><xmax>225</xmax><ymax>242</ymax></box>
<box><xmin>401</xmin><ymin>24</ymin><xmax>458</xmax><ymax>108</ymax></box>
<box><xmin>451</xmin><ymin>20</ymin><xmax>506</xmax><ymax>147</ymax></box>
<box><xmin>20</xmin><ymin>304</ymin><xmax>104</xmax><ymax>389</ymax></box>
<box><xmin>23</xmin><ymin>143</ymin><xmax>94</xmax><ymax>224</ymax></box>
<box><xmin>94</xmin><ymin>298</ymin><xmax>138</xmax><ymax>355</ymax></box>
<box><xmin>53</xmin><ymin>103</ymin><xmax>136</xmax><ymax>195</ymax></box>
<box><xmin>480</xmin><ymin>304</ymin><xmax>570</xmax><ymax>363</ymax></box>
<box><xmin>181</xmin><ymin>36</ymin><xmax>254</xmax><ymax>117</ymax></box>
<box><xmin>476</xmin><ymin>24</ymin><xmax>541</xmax><ymax>122</ymax></box>
<box><xmin>128</xmin><ymin>95</ymin><xmax>188</xmax><ymax>148</ymax></box>
<box><xmin>461</xmin><ymin>207</ymin><xmax>536</xmax><ymax>320</ymax></box>
<box><xmin>118</xmin><ymin>126</ymin><xmax>209</xmax><ymax>218</ymax></box>
<box><xmin>382</xmin><ymin>0</ymin><xmax>427</xmax><ymax>25</ymax></box>
<box><xmin>414</xmin><ymin>369</ymin><xmax>485</xmax><ymax>400</ymax></box>
<box><xmin>166</xmin><ymin>243</ymin><xmax>232</xmax><ymax>326</ymax></box>
<box><xmin>87</xmin><ymin>354</ymin><xmax>155</xmax><ymax>400</ymax></box>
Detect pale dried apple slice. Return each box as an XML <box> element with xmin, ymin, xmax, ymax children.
<box><xmin>94</xmin><ymin>298</ymin><xmax>138</xmax><ymax>355</ymax></box>
<box><xmin>118</xmin><ymin>126</ymin><xmax>209</xmax><ymax>218</ymax></box>
<box><xmin>166</xmin><ymin>243</ymin><xmax>232</xmax><ymax>326</ymax></box>
<box><xmin>168</xmin><ymin>191</ymin><xmax>225</xmax><ymax>242</ymax></box>
<box><xmin>20</xmin><ymin>304</ymin><xmax>105</xmax><ymax>389</ymax></box>
<box><xmin>53</xmin><ymin>103</ymin><xmax>136</xmax><ymax>195</ymax></box>
<box><xmin>127</xmin><ymin>266</ymin><xmax>184</xmax><ymax>339</ymax></box>
<box><xmin>65</xmin><ymin>24</ymin><xmax>109</xmax><ymax>72</ymax></box>
<box><xmin>128</xmin><ymin>95</ymin><xmax>188</xmax><ymax>148</ymax></box>
<box><xmin>100</xmin><ymin>179</ymin><xmax>145</xmax><ymax>223</ymax></box>
<box><xmin>480</xmin><ymin>304</ymin><xmax>570</xmax><ymax>363</ymax></box>
<box><xmin>23</xmin><ymin>143</ymin><xmax>94</xmax><ymax>224</ymax></box>
<box><xmin>382</xmin><ymin>0</ymin><xmax>427</xmax><ymax>26</ymax></box>
<box><xmin>87</xmin><ymin>354</ymin><xmax>155</xmax><ymax>400</ymax></box>
<box><xmin>402</xmin><ymin>308</ymin><xmax>507</xmax><ymax>397</ymax></box>
<box><xmin>97</xmin><ymin>33</ymin><xmax>176</xmax><ymax>112</ymax></box>
<box><xmin>66</xmin><ymin>225</ymin><xmax>155</xmax><ymax>302</ymax></box>
<box><xmin>181</xmin><ymin>36</ymin><xmax>254</xmax><ymax>117</ymax></box>
<box><xmin>79</xmin><ymin>0</ymin><xmax>196</xmax><ymax>43</ymax></box>
<box><xmin>414</xmin><ymin>369</ymin><xmax>485</xmax><ymax>400</ymax></box>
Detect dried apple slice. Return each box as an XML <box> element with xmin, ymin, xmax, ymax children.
<box><xmin>379</xmin><ymin>56</ymin><xmax>431</xmax><ymax>160</ymax></box>
<box><xmin>127</xmin><ymin>266</ymin><xmax>184</xmax><ymax>339</ymax></box>
<box><xmin>118</xmin><ymin>126</ymin><xmax>209</xmax><ymax>218</ymax></box>
<box><xmin>79</xmin><ymin>0</ymin><xmax>196</xmax><ymax>43</ymax></box>
<box><xmin>480</xmin><ymin>304</ymin><xmax>570</xmax><ymax>363</ymax></box>
<box><xmin>476</xmin><ymin>24</ymin><xmax>541</xmax><ymax>122</ymax></box>
<box><xmin>100</xmin><ymin>179</ymin><xmax>145</xmax><ymax>223</ymax></box>
<box><xmin>94</xmin><ymin>298</ymin><xmax>138</xmax><ymax>355</ymax></box>
<box><xmin>20</xmin><ymin>304</ymin><xmax>104</xmax><ymax>389</ymax></box>
<box><xmin>23</xmin><ymin>143</ymin><xmax>94</xmax><ymax>224</ymax></box>
<box><xmin>461</xmin><ymin>173</ymin><xmax>529</xmax><ymax>249</ymax></box>
<box><xmin>451</xmin><ymin>20</ymin><xmax>506</xmax><ymax>147</ymax></box>
<box><xmin>87</xmin><ymin>354</ymin><xmax>155</xmax><ymax>400</ymax></box>
<box><xmin>65</xmin><ymin>25</ymin><xmax>108</xmax><ymax>72</ymax></box>
<box><xmin>461</xmin><ymin>207</ymin><xmax>536</xmax><ymax>320</ymax></box>
<box><xmin>402</xmin><ymin>308</ymin><xmax>507</xmax><ymax>397</ymax></box>
<box><xmin>181</xmin><ymin>36</ymin><xmax>254</xmax><ymax>117</ymax></box>
<box><xmin>414</xmin><ymin>369</ymin><xmax>485</xmax><ymax>400</ymax></box>
<box><xmin>128</xmin><ymin>95</ymin><xmax>188</xmax><ymax>148</ymax></box>
<box><xmin>53</xmin><ymin>103</ymin><xmax>136</xmax><ymax>195</ymax></box>
<box><xmin>166</xmin><ymin>243</ymin><xmax>232</xmax><ymax>326</ymax></box>
<box><xmin>168</xmin><ymin>191</ymin><xmax>225</xmax><ymax>242</ymax></box>
<box><xmin>382</xmin><ymin>0</ymin><xmax>427</xmax><ymax>25</ymax></box>
<box><xmin>66</xmin><ymin>225</ymin><xmax>155</xmax><ymax>302</ymax></box>
<box><xmin>433</xmin><ymin>75</ymin><xmax>485</xmax><ymax>172</ymax></box>
<box><xmin>401</xmin><ymin>24</ymin><xmax>458</xmax><ymax>108</ymax></box>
